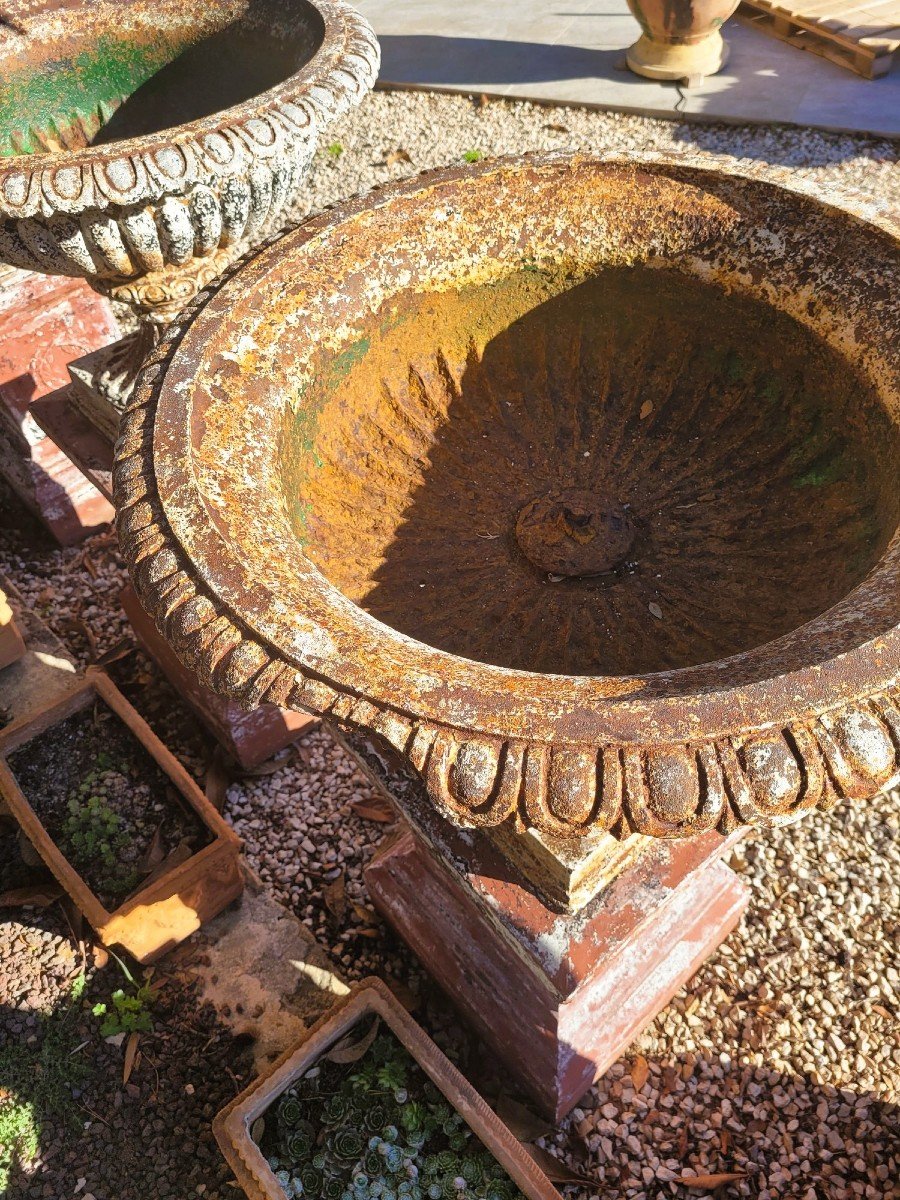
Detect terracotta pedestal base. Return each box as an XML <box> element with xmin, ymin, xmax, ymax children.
<box><xmin>366</xmin><ymin>826</ymin><xmax>747</xmax><ymax>1120</ymax></box>
<box><xmin>122</xmin><ymin>584</ymin><xmax>318</xmax><ymax>770</ymax></box>
<box><xmin>0</xmin><ymin>586</ymin><xmax>25</xmax><ymax>672</ymax></box>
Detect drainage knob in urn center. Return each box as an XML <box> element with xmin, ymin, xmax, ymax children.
<box><xmin>515</xmin><ymin>488</ymin><xmax>635</xmax><ymax>578</ymax></box>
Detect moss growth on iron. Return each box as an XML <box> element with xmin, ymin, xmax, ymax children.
<box><xmin>0</xmin><ymin>33</ymin><xmax>187</xmax><ymax>156</ymax></box>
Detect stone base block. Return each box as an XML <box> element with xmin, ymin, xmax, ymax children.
<box><xmin>184</xmin><ymin>866</ymin><xmax>347</xmax><ymax>1071</ymax></box>
<box><xmin>366</xmin><ymin>828</ymin><xmax>748</xmax><ymax>1121</ymax></box>
<box><xmin>0</xmin><ymin>587</ymin><xmax>25</xmax><ymax>672</ymax></box>
<box><xmin>122</xmin><ymin>584</ymin><xmax>318</xmax><ymax>770</ymax></box>
<box><xmin>0</xmin><ymin>267</ymin><xmax>118</xmax><ymax>544</ymax></box>
<box><xmin>0</xmin><ymin>575</ymin><xmax>79</xmax><ymax>729</ymax></box>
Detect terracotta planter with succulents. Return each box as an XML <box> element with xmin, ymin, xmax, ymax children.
<box><xmin>0</xmin><ymin>667</ymin><xmax>242</xmax><ymax>962</ymax></box>
<box><xmin>214</xmin><ymin>978</ymin><xmax>562</xmax><ymax>1200</ymax></box>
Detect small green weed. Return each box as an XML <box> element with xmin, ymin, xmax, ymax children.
<box><xmin>91</xmin><ymin>953</ymin><xmax>156</xmax><ymax>1037</ymax></box>
<box><xmin>463</xmin><ymin>148</ymin><xmax>483</xmax><ymax>163</ymax></box>
<box><xmin>92</xmin><ymin>984</ymin><xmax>155</xmax><ymax>1037</ymax></box>
<box><xmin>326</xmin><ymin>141</ymin><xmax>344</xmax><ymax>158</ymax></box>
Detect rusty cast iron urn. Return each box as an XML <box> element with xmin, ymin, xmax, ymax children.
<box><xmin>115</xmin><ymin>152</ymin><xmax>900</xmax><ymax>847</ymax></box>
<box><xmin>0</xmin><ymin>0</ymin><xmax>378</xmax><ymax>398</ymax></box>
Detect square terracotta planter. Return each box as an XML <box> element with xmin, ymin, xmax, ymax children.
<box><xmin>213</xmin><ymin>977</ymin><xmax>563</xmax><ymax>1200</ymax></box>
<box><xmin>0</xmin><ymin>667</ymin><xmax>242</xmax><ymax>962</ymax></box>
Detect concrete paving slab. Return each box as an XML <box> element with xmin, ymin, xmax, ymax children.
<box><xmin>176</xmin><ymin>868</ymin><xmax>348</xmax><ymax>1070</ymax></box>
<box><xmin>356</xmin><ymin>0</ymin><xmax>900</xmax><ymax>137</ymax></box>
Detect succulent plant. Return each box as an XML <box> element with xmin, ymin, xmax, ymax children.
<box><xmin>333</xmin><ymin>1128</ymin><xmax>366</xmax><ymax>1164</ymax></box>
<box><xmin>461</xmin><ymin>1159</ymin><xmax>485</xmax><ymax>1187</ymax></box>
<box><xmin>364</xmin><ymin>1103</ymin><xmax>389</xmax><ymax>1134</ymax></box>
<box><xmin>300</xmin><ymin>1165</ymin><xmax>324</xmax><ymax>1194</ymax></box>
<box><xmin>400</xmin><ymin>1100</ymin><xmax>428</xmax><ymax>1132</ymax></box>
<box><xmin>435</xmin><ymin>1151</ymin><xmax>459</xmax><ymax>1175</ymax></box>
<box><xmin>285</xmin><ymin>1126</ymin><xmax>315</xmax><ymax>1161</ymax></box>
<box><xmin>322</xmin><ymin>1093</ymin><xmax>353</xmax><ymax>1127</ymax></box>
<box><xmin>278</xmin><ymin>1094</ymin><xmax>305</xmax><ymax>1128</ymax></box>
<box><xmin>376</xmin><ymin>1058</ymin><xmax>409</xmax><ymax>1091</ymax></box>
<box><xmin>259</xmin><ymin>1022</ymin><xmax>526</xmax><ymax>1200</ymax></box>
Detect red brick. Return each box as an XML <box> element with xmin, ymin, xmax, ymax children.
<box><xmin>0</xmin><ymin>267</ymin><xmax>118</xmax><ymax>544</ymax></box>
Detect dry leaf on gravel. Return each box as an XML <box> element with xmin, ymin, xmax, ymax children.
<box><xmin>94</xmin><ymin>639</ymin><xmax>135</xmax><ymax>667</ymax></box>
<box><xmin>123</xmin><ymin>1031</ymin><xmax>140</xmax><ymax>1084</ymax></box>
<box><xmin>204</xmin><ymin>748</ymin><xmax>235</xmax><ymax>811</ymax></box>
<box><xmin>524</xmin><ymin>1144</ymin><xmax>597</xmax><ymax>1186</ymax></box>
<box><xmin>0</xmin><ymin>882</ymin><xmax>63</xmax><ymax>908</ymax></box>
<box><xmin>130</xmin><ymin>840</ymin><xmax>192</xmax><ymax>895</ymax></box>
<box><xmin>387</xmin><ymin>981</ymin><xmax>419</xmax><ymax>1013</ymax></box>
<box><xmin>351</xmin><ymin>901</ymin><xmax>379</xmax><ymax>927</ymax></box>
<box><xmin>136</xmin><ymin>825</ymin><xmax>166</xmax><ymax>874</ymax></box>
<box><xmin>58</xmin><ymin>614</ymin><xmax>97</xmax><ymax>656</ymax></box>
<box><xmin>631</xmin><ymin>1053</ymin><xmax>650</xmax><ymax>1090</ymax></box>
<box><xmin>326</xmin><ymin>1016</ymin><xmax>380</xmax><ymax>1064</ymax></box>
<box><xmin>495</xmin><ymin>1095</ymin><xmax>553</xmax><ymax>1141</ymax></box>
<box><xmin>386</xmin><ymin>148</ymin><xmax>412</xmax><ymax>166</ymax></box>
<box><xmin>350</xmin><ymin>796</ymin><xmax>395</xmax><ymax>823</ymax></box>
<box><xmin>242</xmin><ymin>748</ymin><xmax>296</xmax><ymax>777</ymax></box>
<box><xmin>323</xmin><ymin>874</ymin><xmax>347</xmax><ymax>923</ymax></box>
<box><xmin>679</xmin><ymin>1171</ymin><xmax>747</xmax><ymax>1189</ymax></box>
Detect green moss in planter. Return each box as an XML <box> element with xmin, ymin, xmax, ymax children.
<box><xmin>256</xmin><ymin>1021</ymin><xmax>526</xmax><ymax>1200</ymax></box>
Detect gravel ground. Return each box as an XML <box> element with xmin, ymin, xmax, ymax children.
<box><xmin>2</xmin><ymin>89</ymin><xmax>899</xmax><ymax>1199</ymax></box>
<box><xmin>291</xmin><ymin>89</ymin><xmax>900</xmax><ymax>220</ymax></box>
<box><xmin>0</xmin><ymin>906</ymin><xmax>256</xmax><ymax>1200</ymax></box>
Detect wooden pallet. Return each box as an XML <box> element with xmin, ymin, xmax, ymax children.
<box><xmin>737</xmin><ymin>0</ymin><xmax>900</xmax><ymax>77</ymax></box>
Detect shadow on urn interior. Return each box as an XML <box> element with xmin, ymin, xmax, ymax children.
<box><xmin>0</xmin><ymin>0</ymin><xmax>324</xmax><ymax>156</ymax></box>
<box><xmin>287</xmin><ymin>266</ymin><xmax>900</xmax><ymax>678</ymax></box>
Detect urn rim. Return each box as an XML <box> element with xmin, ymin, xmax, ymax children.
<box><xmin>0</xmin><ymin>0</ymin><xmax>379</xmax><ymax>220</ymax></box>
<box><xmin>115</xmin><ymin>150</ymin><xmax>900</xmax><ymax>839</ymax></box>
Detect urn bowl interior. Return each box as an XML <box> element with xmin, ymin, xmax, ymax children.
<box><xmin>0</xmin><ymin>0</ymin><xmax>326</xmax><ymax>157</ymax></box>
<box><xmin>144</xmin><ymin>157</ymin><xmax>900</xmax><ymax>743</ymax></box>
<box><xmin>286</xmin><ymin>264</ymin><xmax>900</xmax><ymax>678</ymax></box>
